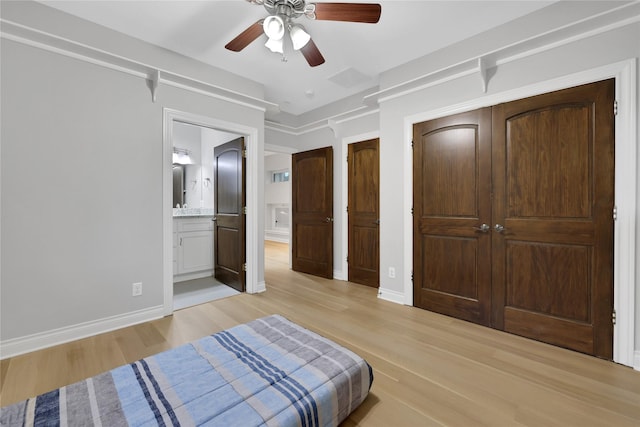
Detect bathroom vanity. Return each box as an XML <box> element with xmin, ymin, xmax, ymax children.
<box><xmin>173</xmin><ymin>209</ymin><xmax>214</xmax><ymax>282</ymax></box>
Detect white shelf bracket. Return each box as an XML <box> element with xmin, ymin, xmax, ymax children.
<box><xmin>327</xmin><ymin>118</ymin><xmax>341</xmax><ymax>139</ymax></box>
<box><xmin>478</xmin><ymin>57</ymin><xmax>488</xmax><ymax>93</ymax></box>
<box><xmin>150</xmin><ymin>69</ymin><xmax>160</xmax><ymax>102</ymax></box>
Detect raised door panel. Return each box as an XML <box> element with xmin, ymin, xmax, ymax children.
<box><xmin>492</xmin><ymin>79</ymin><xmax>614</xmax><ymax>358</ymax></box>
<box><xmin>413</xmin><ymin>108</ymin><xmax>492</xmax><ymax>326</ymax></box>
<box><xmin>506</xmin><ymin>107</ymin><xmax>591</xmax><ymax>218</ymax></box>
<box><xmin>295</xmin><ymin>156</ymin><xmax>328</xmax><ymax>213</ymax></box>
<box><xmin>216</xmin><ymin>226</ymin><xmax>240</xmax><ymax>277</ymax></box>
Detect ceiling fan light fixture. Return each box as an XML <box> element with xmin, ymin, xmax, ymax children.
<box><xmin>265</xmin><ymin>36</ymin><xmax>284</xmax><ymax>53</ymax></box>
<box><xmin>289</xmin><ymin>24</ymin><xmax>311</xmax><ymax>50</ymax></box>
<box><xmin>263</xmin><ymin>15</ymin><xmax>285</xmax><ymax>40</ymax></box>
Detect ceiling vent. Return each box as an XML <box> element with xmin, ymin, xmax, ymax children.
<box><xmin>327</xmin><ymin>67</ymin><xmax>371</xmax><ymax>88</ymax></box>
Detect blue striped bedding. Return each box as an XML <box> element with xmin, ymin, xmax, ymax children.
<box><xmin>0</xmin><ymin>315</ymin><xmax>373</xmax><ymax>426</ymax></box>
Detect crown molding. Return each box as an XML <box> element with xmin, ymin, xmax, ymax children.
<box><xmin>364</xmin><ymin>2</ymin><xmax>640</xmax><ymax>106</ymax></box>
<box><xmin>0</xmin><ymin>19</ymin><xmax>279</xmax><ymax>114</ymax></box>
<box><xmin>265</xmin><ymin>143</ymin><xmax>298</xmax><ymax>154</ymax></box>
<box><xmin>266</xmin><ymin>104</ymin><xmax>379</xmax><ymax>136</ymax></box>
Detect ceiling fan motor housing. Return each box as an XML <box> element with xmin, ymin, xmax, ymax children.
<box><xmin>233</xmin><ymin>1</ymin><xmax>381</xmax><ymax>66</ymax></box>
<box><xmin>262</xmin><ymin>0</ymin><xmax>309</xmax><ymax>19</ymax></box>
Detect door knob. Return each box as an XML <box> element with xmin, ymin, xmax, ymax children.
<box><xmin>494</xmin><ymin>223</ymin><xmax>505</xmax><ymax>233</ymax></box>
<box><xmin>211</xmin><ymin>217</ymin><xmax>217</xmax><ymax>222</ymax></box>
<box><xmin>473</xmin><ymin>223</ymin><xmax>490</xmax><ymax>233</ymax></box>
<box><xmin>325</xmin><ymin>217</ymin><xmax>334</xmax><ymax>223</ymax></box>
<box><xmin>374</xmin><ymin>219</ymin><xmax>380</xmax><ymax>225</ymax></box>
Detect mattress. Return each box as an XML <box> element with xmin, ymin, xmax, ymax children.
<box><xmin>0</xmin><ymin>314</ymin><xmax>373</xmax><ymax>426</ymax></box>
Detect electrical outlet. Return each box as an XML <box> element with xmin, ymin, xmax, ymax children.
<box><xmin>132</xmin><ymin>282</ymin><xmax>142</xmax><ymax>297</ymax></box>
<box><xmin>388</xmin><ymin>267</ymin><xmax>396</xmax><ymax>278</ymax></box>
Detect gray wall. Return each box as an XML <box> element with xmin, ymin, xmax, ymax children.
<box><xmin>1</xmin><ymin>3</ymin><xmax>265</xmax><ymax>342</ymax></box>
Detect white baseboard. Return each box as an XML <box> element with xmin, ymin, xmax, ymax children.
<box><xmin>377</xmin><ymin>287</ymin><xmax>405</xmax><ymax>305</ymax></box>
<box><xmin>173</xmin><ymin>270</ymin><xmax>214</xmax><ymax>283</ymax></box>
<box><xmin>254</xmin><ymin>280</ymin><xmax>267</xmax><ymax>293</ymax></box>
<box><xmin>265</xmin><ymin>229</ymin><xmax>289</xmax><ymax>244</ymax></box>
<box><xmin>634</xmin><ymin>350</ymin><xmax>640</xmax><ymax>371</ymax></box>
<box><xmin>333</xmin><ymin>270</ymin><xmax>346</xmax><ymax>281</ymax></box>
<box><xmin>264</xmin><ymin>236</ymin><xmax>289</xmax><ymax>244</ymax></box>
<box><xmin>0</xmin><ymin>305</ymin><xmax>164</xmax><ymax>360</ymax></box>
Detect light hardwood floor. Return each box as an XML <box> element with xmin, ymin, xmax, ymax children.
<box><xmin>2</xmin><ymin>241</ymin><xmax>640</xmax><ymax>426</ymax></box>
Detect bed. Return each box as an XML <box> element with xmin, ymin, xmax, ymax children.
<box><xmin>0</xmin><ymin>314</ymin><xmax>373</xmax><ymax>426</ymax></box>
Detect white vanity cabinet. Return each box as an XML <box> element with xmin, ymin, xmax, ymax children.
<box><xmin>173</xmin><ymin>217</ymin><xmax>214</xmax><ymax>281</ymax></box>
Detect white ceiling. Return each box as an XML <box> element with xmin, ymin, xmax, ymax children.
<box><xmin>39</xmin><ymin>1</ymin><xmax>553</xmax><ymax>116</ymax></box>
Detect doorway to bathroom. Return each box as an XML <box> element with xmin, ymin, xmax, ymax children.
<box><xmin>171</xmin><ymin>121</ymin><xmax>244</xmax><ymax>310</ymax></box>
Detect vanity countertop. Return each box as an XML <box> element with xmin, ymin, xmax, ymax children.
<box><xmin>173</xmin><ymin>208</ymin><xmax>214</xmax><ymax>218</ymax></box>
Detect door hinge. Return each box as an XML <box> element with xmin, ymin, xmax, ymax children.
<box><xmin>411</xmin><ymin>206</ymin><xmax>414</xmax><ymax>215</ymax></box>
<box><xmin>614</xmin><ymin>100</ymin><xmax>618</xmax><ymax>116</ymax></box>
<box><xmin>242</xmin><ymin>149</ymin><xmax>247</xmax><ymax>158</ymax></box>
<box><xmin>612</xmin><ymin>309</ymin><xmax>616</xmax><ymax>325</ymax></box>
<box><xmin>411</xmin><ymin>271</ymin><xmax>414</xmax><ymax>282</ymax></box>
<box><xmin>346</xmin><ymin>256</ymin><xmax>349</xmax><ymax>263</ymax></box>
<box><xmin>243</xmin><ymin>206</ymin><xmax>247</xmax><ymax>215</ymax></box>
<box><xmin>613</xmin><ymin>206</ymin><xmax>617</xmax><ymax>221</ymax></box>
<box><xmin>242</xmin><ymin>263</ymin><xmax>247</xmax><ymax>272</ymax></box>
<box><xmin>346</xmin><ymin>205</ymin><xmax>348</xmax><ymax>213</ymax></box>
<box><xmin>411</xmin><ymin>140</ymin><xmax>414</xmax><ymax>149</ymax></box>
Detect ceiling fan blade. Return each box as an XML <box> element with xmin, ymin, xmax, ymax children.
<box><xmin>312</xmin><ymin>3</ymin><xmax>381</xmax><ymax>23</ymax></box>
<box><xmin>225</xmin><ymin>20</ymin><xmax>264</xmax><ymax>52</ymax></box>
<box><xmin>300</xmin><ymin>39</ymin><xmax>325</xmax><ymax>67</ymax></box>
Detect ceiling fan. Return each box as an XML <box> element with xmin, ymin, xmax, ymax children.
<box><xmin>225</xmin><ymin>0</ymin><xmax>382</xmax><ymax>67</ymax></box>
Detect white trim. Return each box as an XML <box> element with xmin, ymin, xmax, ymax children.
<box><xmin>634</xmin><ymin>351</ymin><xmax>640</xmax><ymax>371</ymax></box>
<box><xmin>341</xmin><ymin>131</ymin><xmax>380</xmax><ymax>286</ymax></box>
<box><xmin>265</xmin><ymin>235</ymin><xmax>289</xmax><ymax>244</ymax></box>
<box><xmin>375</xmin><ymin>64</ymin><xmax>479</xmax><ymax>106</ymax></box>
<box><xmin>402</xmin><ymin>59</ymin><xmax>637</xmax><ymax>367</ymax></box>
<box><xmin>613</xmin><ymin>59</ymin><xmax>637</xmax><ymax>368</ymax></box>
<box><xmin>377</xmin><ymin>287</ymin><xmax>405</xmax><ymax>305</ymax></box>
<box><xmin>403</xmin><ymin>120</ymin><xmax>414</xmax><ymax>307</ymax></box>
<box><xmin>0</xmin><ymin>19</ymin><xmax>278</xmax><ymax>113</ymax></box>
<box><xmin>265</xmin><ymin>228</ymin><xmax>289</xmax><ymax>244</ymax></box>
<box><xmin>265</xmin><ymin>107</ymin><xmax>379</xmax><ymax>136</ymax></box>
<box><xmin>265</xmin><ymin>143</ymin><xmax>298</xmax><ymax>155</ymax></box>
<box><xmin>256</xmin><ymin>281</ymin><xmax>267</xmax><ymax>294</ymax></box>
<box><xmin>333</xmin><ymin>270</ymin><xmax>346</xmax><ymax>281</ymax></box>
<box><xmin>163</xmin><ymin>109</ymin><xmax>261</xmax><ymax>317</ymax></box>
<box><xmin>0</xmin><ymin>306</ymin><xmax>164</xmax><ymax>360</ymax></box>
<box><xmin>366</xmin><ymin>2</ymin><xmax>640</xmax><ymax>107</ymax></box>
<box><xmin>173</xmin><ymin>270</ymin><xmax>214</xmax><ymax>283</ymax></box>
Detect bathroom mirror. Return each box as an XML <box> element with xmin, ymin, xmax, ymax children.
<box><xmin>173</xmin><ymin>164</ymin><xmax>204</xmax><ymax>208</ymax></box>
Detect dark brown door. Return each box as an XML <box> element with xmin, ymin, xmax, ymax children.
<box><xmin>413</xmin><ymin>79</ymin><xmax>615</xmax><ymax>359</ymax></box>
<box><xmin>213</xmin><ymin>137</ymin><xmax>245</xmax><ymax>292</ymax></box>
<box><xmin>413</xmin><ymin>108</ymin><xmax>493</xmax><ymax>326</ymax></box>
<box><xmin>292</xmin><ymin>147</ymin><xmax>333</xmax><ymax>279</ymax></box>
<box><xmin>492</xmin><ymin>79</ymin><xmax>615</xmax><ymax>359</ymax></box>
<box><xmin>348</xmin><ymin>138</ymin><xmax>380</xmax><ymax>287</ymax></box>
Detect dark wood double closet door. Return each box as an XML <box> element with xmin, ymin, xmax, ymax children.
<box><xmin>413</xmin><ymin>80</ymin><xmax>615</xmax><ymax>359</ymax></box>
